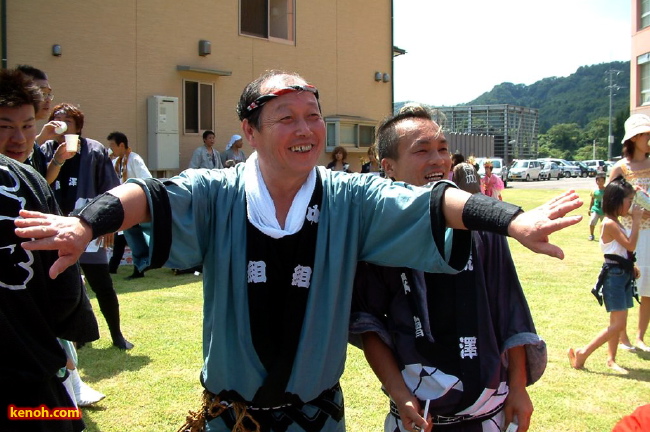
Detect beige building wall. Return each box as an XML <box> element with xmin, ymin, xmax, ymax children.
<box><xmin>4</xmin><ymin>0</ymin><xmax>393</xmax><ymax>175</ymax></box>
<box><xmin>632</xmin><ymin>0</ymin><xmax>650</xmax><ymax>116</ymax></box>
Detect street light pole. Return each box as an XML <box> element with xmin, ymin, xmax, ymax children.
<box><xmin>606</xmin><ymin>69</ymin><xmax>621</xmax><ymax>160</ymax></box>
<box><xmin>593</xmin><ymin>139</ymin><xmax>596</xmax><ymax>159</ymax></box>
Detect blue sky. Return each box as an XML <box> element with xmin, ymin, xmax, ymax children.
<box><xmin>393</xmin><ymin>0</ymin><xmax>631</xmax><ymax>105</ymax></box>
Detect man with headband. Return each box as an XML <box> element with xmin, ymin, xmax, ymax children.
<box><xmin>16</xmin><ymin>70</ymin><xmax>581</xmax><ymax>432</ymax></box>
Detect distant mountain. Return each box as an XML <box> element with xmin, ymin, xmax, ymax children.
<box><xmin>395</xmin><ymin>61</ymin><xmax>630</xmax><ymax>133</ymax></box>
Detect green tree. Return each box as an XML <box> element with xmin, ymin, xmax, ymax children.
<box><xmin>538</xmin><ymin>123</ymin><xmax>583</xmax><ymax>159</ymax></box>
<box><xmin>579</xmin><ymin>117</ymin><xmax>609</xmax><ymax>160</ymax></box>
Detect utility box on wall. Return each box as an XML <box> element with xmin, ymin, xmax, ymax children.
<box><xmin>147</xmin><ymin>96</ymin><xmax>180</xmax><ymax>170</ymax></box>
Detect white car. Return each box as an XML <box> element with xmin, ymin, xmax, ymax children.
<box><xmin>475</xmin><ymin>157</ymin><xmax>508</xmax><ymax>187</ymax></box>
<box><xmin>584</xmin><ymin>159</ymin><xmax>608</xmax><ymax>174</ymax></box>
<box><xmin>507</xmin><ymin>159</ymin><xmax>542</xmax><ymax>181</ymax></box>
<box><xmin>538</xmin><ymin>158</ymin><xmax>580</xmax><ymax>178</ymax></box>
<box><xmin>539</xmin><ymin>162</ymin><xmax>562</xmax><ymax>180</ymax></box>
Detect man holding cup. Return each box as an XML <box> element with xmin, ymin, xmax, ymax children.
<box><xmin>41</xmin><ymin>103</ymin><xmax>134</xmax><ymax>350</ymax></box>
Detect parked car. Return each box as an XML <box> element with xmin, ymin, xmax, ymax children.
<box><xmin>538</xmin><ymin>158</ymin><xmax>581</xmax><ymax>178</ymax></box>
<box><xmin>584</xmin><ymin>159</ymin><xmax>608</xmax><ymax>174</ymax></box>
<box><xmin>539</xmin><ymin>162</ymin><xmax>562</xmax><ymax>180</ymax></box>
<box><xmin>605</xmin><ymin>160</ymin><xmax>616</xmax><ymax>171</ymax></box>
<box><xmin>569</xmin><ymin>161</ymin><xmax>592</xmax><ymax>178</ymax></box>
<box><xmin>507</xmin><ymin>159</ymin><xmax>542</xmax><ymax>181</ymax></box>
<box><xmin>475</xmin><ymin>157</ymin><xmax>508</xmax><ymax>187</ymax></box>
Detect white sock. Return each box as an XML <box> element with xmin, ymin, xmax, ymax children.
<box><xmin>61</xmin><ymin>370</ymin><xmax>78</xmax><ymax>408</ymax></box>
<box><xmin>69</xmin><ymin>368</ymin><xmax>105</xmax><ymax>407</ymax></box>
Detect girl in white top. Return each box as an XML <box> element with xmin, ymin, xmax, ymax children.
<box><xmin>568</xmin><ymin>176</ymin><xmax>643</xmax><ymax>374</ymax></box>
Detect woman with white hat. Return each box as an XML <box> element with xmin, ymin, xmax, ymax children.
<box><xmin>609</xmin><ymin>113</ymin><xmax>650</xmax><ymax>352</ymax></box>
<box><xmin>220</xmin><ymin>134</ymin><xmax>247</xmax><ymax>166</ymax></box>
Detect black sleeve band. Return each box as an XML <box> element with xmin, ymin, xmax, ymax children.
<box><xmin>73</xmin><ymin>192</ymin><xmax>124</xmax><ymax>240</ymax></box>
<box><xmin>148</xmin><ymin>178</ymin><xmax>172</xmax><ymax>269</ymax></box>
<box><xmin>430</xmin><ymin>181</ymin><xmax>472</xmax><ymax>271</ymax></box>
<box><xmin>461</xmin><ymin>193</ymin><xmax>523</xmax><ymax>237</ymax></box>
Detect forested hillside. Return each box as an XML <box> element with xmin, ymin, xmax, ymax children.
<box><xmin>465</xmin><ymin>61</ymin><xmax>630</xmax><ymax>132</ymax></box>
<box><xmin>394</xmin><ymin>61</ymin><xmax>632</xmax><ymax>160</ymax></box>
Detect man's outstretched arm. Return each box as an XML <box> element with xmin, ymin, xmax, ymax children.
<box><xmin>15</xmin><ymin>183</ymin><xmax>149</xmax><ymax>278</ymax></box>
<box><xmin>442</xmin><ymin>188</ymin><xmax>582</xmax><ymax>259</ymax></box>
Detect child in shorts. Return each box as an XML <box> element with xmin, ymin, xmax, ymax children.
<box><xmin>569</xmin><ymin>176</ymin><xmax>642</xmax><ymax>373</ymax></box>
<box><xmin>588</xmin><ymin>173</ymin><xmax>606</xmax><ymax>240</ymax></box>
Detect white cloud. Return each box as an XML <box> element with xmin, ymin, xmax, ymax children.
<box><xmin>393</xmin><ymin>0</ymin><xmax>631</xmax><ymax>105</ymax></box>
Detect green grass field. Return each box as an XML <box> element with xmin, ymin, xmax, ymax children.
<box><xmin>77</xmin><ymin>187</ymin><xmax>650</xmax><ymax>431</ymax></box>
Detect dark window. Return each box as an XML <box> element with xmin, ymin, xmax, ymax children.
<box><xmin>240</xmin><ymin>0</ymin><xmax>294</xmax><ymax>42</ymax></box>
<box><xmin>184</xmin><ymin>80</ymin><xmax>213</xmax><ymax>134</ymax></box>
<box><xmin>241</xmin><ymin>0</ymin><xmax>268</xmax><ymax>38</ymax></box>
<box><xmin>184</xmin><ymin>81</ymin><xmax>199</xmax><ymax>134</ymax></box>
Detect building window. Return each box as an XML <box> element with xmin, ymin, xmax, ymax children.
<box><xmin>642</xmin><ymin>0</ymin><xmax>650</xmax><ymax>29</ymax></box>
<box><xmin>184</xmin><ymin>80</ymin><xmax>214</xmax><ymax>134</ymax></box>
<box><xmin>240</xmin><ymin>0</ymin><xmax>295</xmax><ymax>43</ymax></box>
<box><xmin>325</xmin><ymin>116</ymin><xmax>376</xmax><ymax>151</ymax></box>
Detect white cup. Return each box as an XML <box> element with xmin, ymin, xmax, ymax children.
<box><xmin>64</xmin><ymin>134</ymin><xmax>79</xmax><ymax>153</ymax></box>
<box><xmin>53</xmin><ymin>121</ymin><xmax>67</xmax><ymax>134</ymax></box>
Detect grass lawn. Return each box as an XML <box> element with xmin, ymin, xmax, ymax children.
<box><xmin>78</xmin><ymin>187</ymin><xmax>649</xmax><ymax>431</ymax></box>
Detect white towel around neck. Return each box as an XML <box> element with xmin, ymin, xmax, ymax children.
<box><xmin>244</xmin><ymin>152</ymin><xmax>316</xmax><ymax>239</ymax></box>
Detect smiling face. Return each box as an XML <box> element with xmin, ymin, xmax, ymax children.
<box><xmin>242</xmin><ymin>74</ymin><xmax>325</xmax><ymax>182</ymax></box>
<box><xmin>381</xmin><ymin>117</ymin><xmax>451</xmax><ymax>186</ymax></box>
<box><xmin>0</xmin><ymin>105</ymin><xmax>37</xmax><ymax>163</ymax></box>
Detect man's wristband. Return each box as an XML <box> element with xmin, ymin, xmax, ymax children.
<box><xmin>72</xmin><ymin>193</ymin><xmax>124</xmax><ymax>240</ymax></box>
<box><xmin>461</xmin><ymin>193</ymin><xmax>523</xmax><ymax>236</ymax></box>
<box><xmin>52</xmin><ymin>158</ymin><xmax>65</xmax><ymax>167</ymax></box>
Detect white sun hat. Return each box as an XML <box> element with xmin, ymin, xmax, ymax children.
<box><xmin>622</xmin><ymin>114</ymin><xmax>650</xmax><ymax>143</ymax></box>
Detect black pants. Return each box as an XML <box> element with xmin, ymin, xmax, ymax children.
<box><xmin>1</xmin><ymin>375</ymin><xmax>85</xmax><ymax>432</ymax></box>
<box><xmin>108</xmin><ymin>233</ymin><xmax>127</xmax><ymax>273</ymax></box>
<box><xmin>80</xmin><ymin>263</ymin><xmax>124</xmax><ymax>342</ymax></box>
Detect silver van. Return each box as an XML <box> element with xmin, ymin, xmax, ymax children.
<box><xmin>507</xmin><ymin>159</ymin><xmax>542</xmax><ymax>181</ymax></box>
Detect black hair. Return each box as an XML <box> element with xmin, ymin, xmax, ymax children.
<box><xmin>16</xmin><ymin>64</ymin><xmax>48</xmax><ymax>81</ymax></box>
<box><xmin>602</xmin><ymin>175</ymin><xmax>635</xmax><ymax>219</ymax></box>
<box><xmin>202</xmin><ymin>130</ymin><xmax>215</xmax><ymax>140</ymax></box>
<box><xmin>451</xmin><ymin>153</ymin><xmax>465</xmax><ymax>167</ymax></box>
<box><xmin>107</xmin><ymin>131</ymin><xmax>129</xmax><ymax>148</ymax></box>
<box><xmin>376</xmin><ymin>104</ymin><xmax>436</xmax><ymax>161</ymax></box>
<box><xmin>236</xmin><ymin>70</ymin><xmax>321</xmax><ymax>130</ymax></box>
<box><xmin>0</xmin><ymin>68</ymin><xmax>42</xmax><ymax>113</ymax></box>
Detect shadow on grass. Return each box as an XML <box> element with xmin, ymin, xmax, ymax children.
<box><xmin>77</xmin><ymin>345</ymin><xmax>151</xmax><ymax>383</ymax></box>
<box><xmin>79</xmin><ymin>405</ymin><xmax>105</xmax><ymax>432</ymax></box>
<box><xmin>88</xmin><ymin>266</ymin><xmax>203</xmax><ymax>296</ymax></box>
<box><xmin>633</xmin><ymin>349</ymin><xmax>650</xmax><ymax>364</ymax></box>
<box><xmin>578</xmin><ymin>366</ymin><xmax>650</xmax><ymax>382</ymax></box>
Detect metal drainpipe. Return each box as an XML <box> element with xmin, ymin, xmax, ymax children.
<box><xmin>1</xmin><ymin>0</ymin><xmax>7</xmax><ymax>69</ymax></box>
<box><xmin>390</xmin><ymin>0</ymin><xmax>394</xmax><ymax>114</ymax></box>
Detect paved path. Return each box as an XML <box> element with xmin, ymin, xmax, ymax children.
<box><xmin>505</xmin><ymin>176</ymin><xmax>596</xmax><ymax>190</ymax></box>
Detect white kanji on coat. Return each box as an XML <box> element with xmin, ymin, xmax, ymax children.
<box><xmin>413</xmin><ymin>316</ymin><xmax>424</xmax><ymax>338</ymax></box>
<box><xmin>291</xmin><ymin>265</ymin><xmax>312</xmax><ymax>288</ymax></box>
<box><xmin>306</xmin><ymin>204</ymin><xmax>319</xmax><ymax>224</ymax></box>
<box><xmin>401</xmin><ymin>272</ymin><xmax>411</xmax><ymax>293</ymax></box>
<box><xmin>459</xmin><ymin>336</ymin><xmax>478</xmax><ymax>359</ymax></box>
<box><xmin>68</xmin><ymin>177</ymin><xmax>78</xmax><ymax>187</ymax></box>
<box><xmin>463</xmin><ymin>253</ymin><xmax>474</xmax><ymax>272</ymax></box>
<box><xmin>247</xmin><ymin>261</ymin><xmax>267</xmax><ymax>283</ymax></box>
